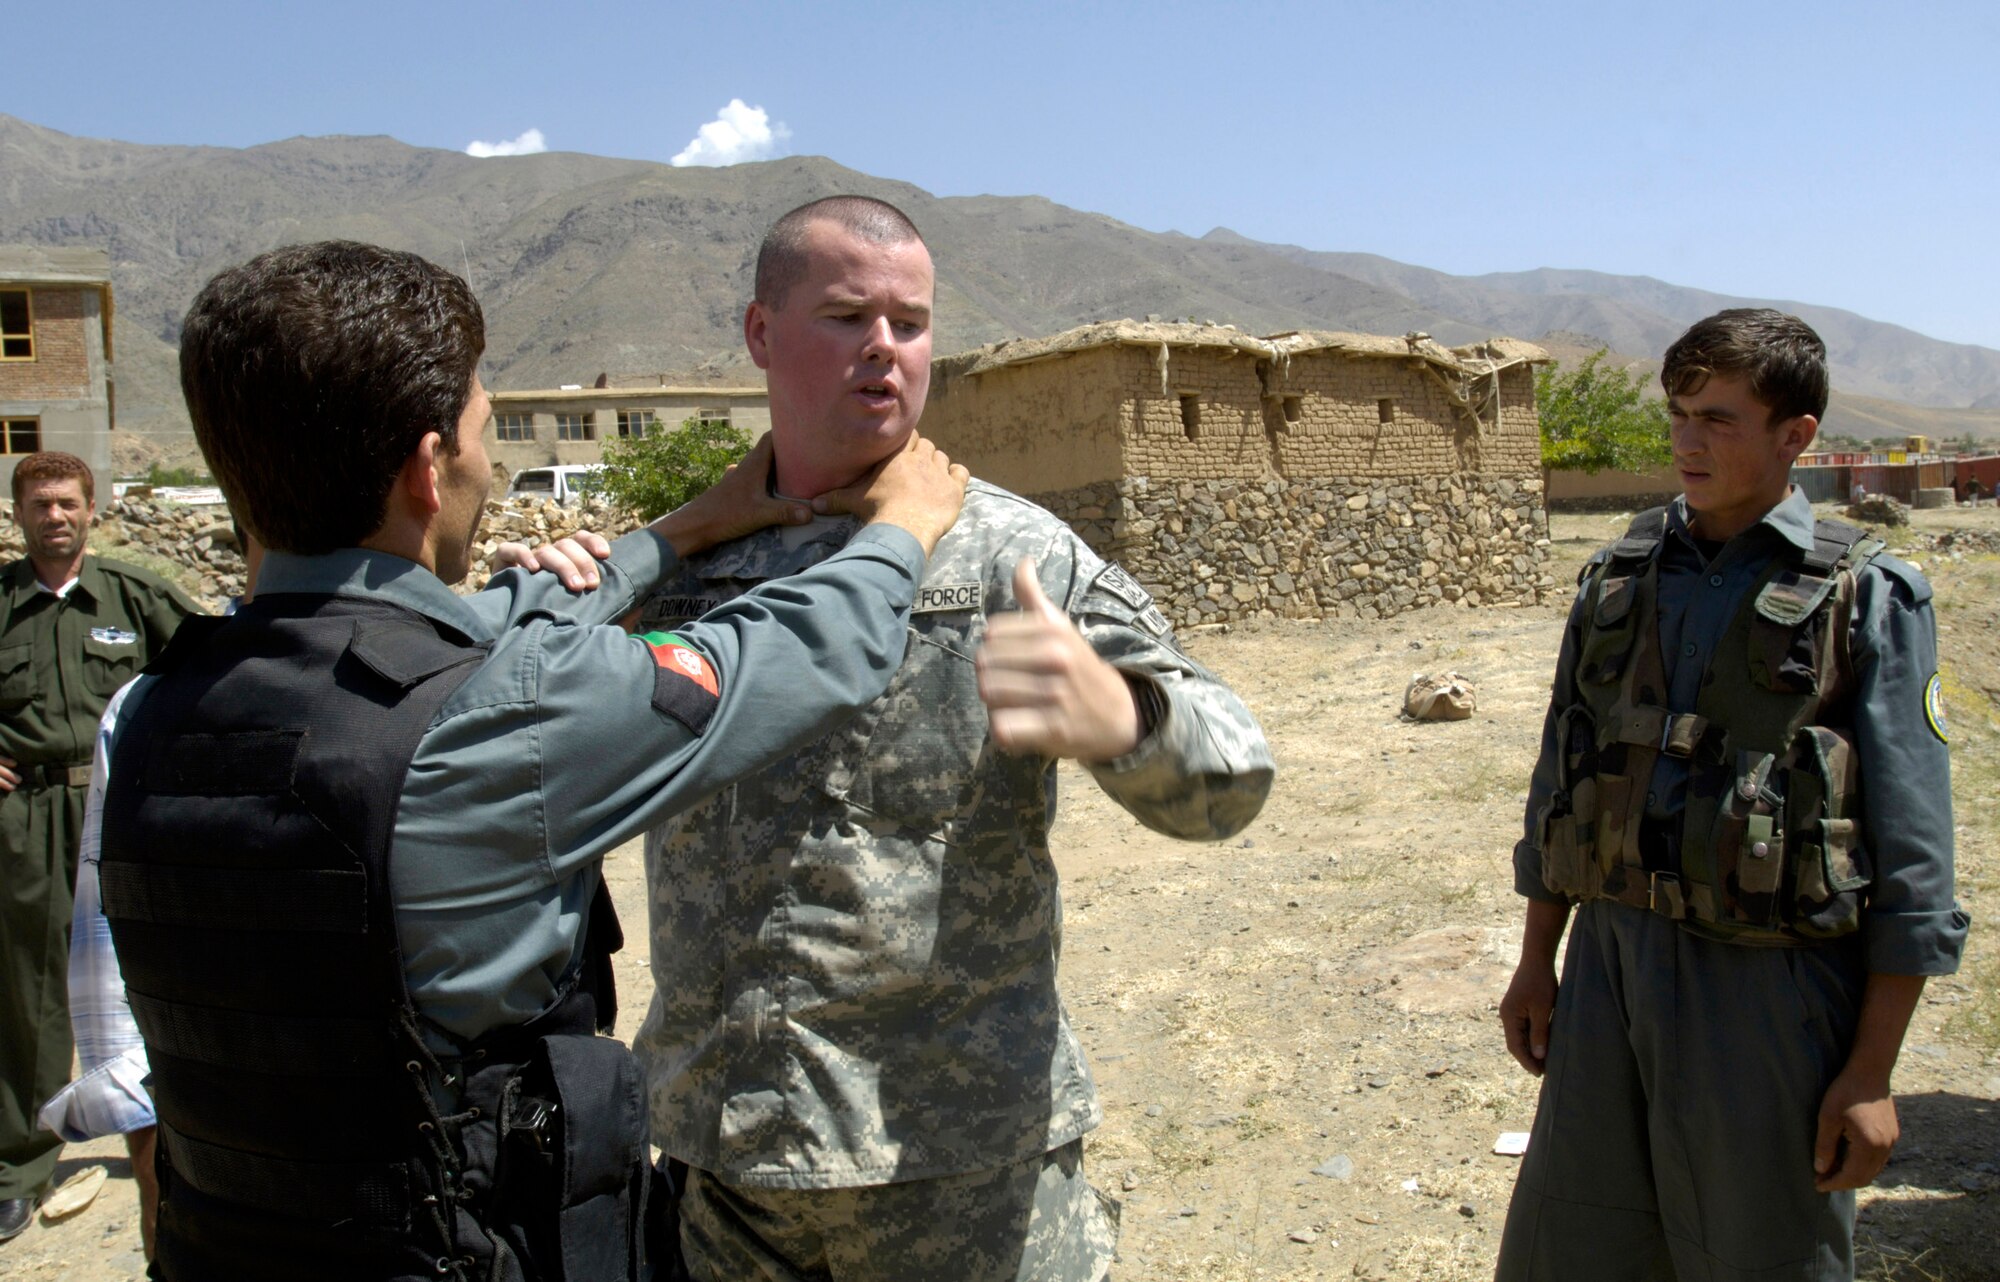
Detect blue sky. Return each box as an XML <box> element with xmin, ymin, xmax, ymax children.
<box><xmin>10</xmin><ymin>0</ymin><xmax>1998</xmax><ymax>349</ymax></box>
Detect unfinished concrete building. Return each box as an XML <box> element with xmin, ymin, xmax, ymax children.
<box><xmin>920</xmin><ymin>321</ymin><xmax>1552</xmax><ymax>624</ymax></box>
<box><xmin>0</xmin><ymin>246</ymin><xmax>115</xmax><ymax>499</ymax></box>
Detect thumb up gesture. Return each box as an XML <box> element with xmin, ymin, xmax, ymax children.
<box><xmin>975</xmin><ymin>559</ymin><xmax>1146</xmax><ymax>762</ymax></box>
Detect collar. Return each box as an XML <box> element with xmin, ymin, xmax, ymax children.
<box><xmin>8</xmin><ymin>555</ymin><xmax>101</xmax><ymax>606</ymax></box>
<box><xmin>252</xmin><ymin>547</ymin><xmax>493</xmax><ymax>641</ymax></box>
<box><xmin>691</xmin><ymin>515</ymin><xmax>859</xmax><ymax>581</ymax></box>
<box><xmin>1667</xmin><ymin>487</ymin><xmax>1817</xmax><ymax>557</ymax></box>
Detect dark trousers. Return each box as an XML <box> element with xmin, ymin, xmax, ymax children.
<box><xmin>1497</xmin><ymin>900</ymin><xmax>1867</xmax><ymax>1282</ymax></box>
<box><xmin>0</xmin><ymin>781</ymin><xmax>84</xmax><ymax>1200</ymax></box>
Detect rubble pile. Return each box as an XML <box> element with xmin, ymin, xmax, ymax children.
<box><xmin>461</xmin><ymin>496</ymin><xmax>642</xmax><ymax>591</ymax></box>
<box><xmin>2</xmin><ymin>495</ymin><xmax>646</xmax><ymax>608</ymax></box>
<box><xmin>1845</xmin><ymin>494</ymin><xmax>1910</xmax><ymax>527</ymax></box>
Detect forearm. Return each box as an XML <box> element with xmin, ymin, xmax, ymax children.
<box><xmin>1841</xmin><ymin>972</ymin><xmax>1926</xmax><ymax>1091</ymax></box>
<box><xmin>1520</xmin><ymin>897</ymin><xmax>1572</xmax><ymax>967</ymax></box>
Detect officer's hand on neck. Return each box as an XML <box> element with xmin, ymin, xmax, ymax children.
<box><xmin>649</xmin><ymin>434</ymin><xmax>814</xmax><ymax>558</ymax></box>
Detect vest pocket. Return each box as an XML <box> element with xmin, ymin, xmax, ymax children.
<box><xmin>1786</xmin><ymin>727</ymin><xmax>1869</xmax><ymax>940</ymax></box>
<box><xmin>1578</xmin><ymin>575</ymin><xmax>1639</xmax><ymax>684</ymax></box>
<box><xmin>1537</xmin><ymin>704</ymin><xmax>1605</xmax><ymax>899</ymax></box>
<box><xmin>0</xmin><ymin>642</ymin><xmax>32</xmax><ymax>709</ymax></box>
<box><xmin>1713</xmin><ymin>750</ymin><xmax>1784</xmax><ymax>928</ymax></box>
<box><xmin>1538</xmin><ymin>778</ymin><xmax>1602</xmax><ymax>900</ymax></box>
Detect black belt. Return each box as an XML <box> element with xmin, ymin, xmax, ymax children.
<box><xmin>23</xmin><ymin>761</ymin><xmax>92</xmax><ymax>789</ymax></box>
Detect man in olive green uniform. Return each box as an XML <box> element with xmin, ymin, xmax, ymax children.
<box><xmin>0</xmin><ymin>451</ymin><xmax>198</xmax><ymax>1238</ymax></box>
<box><xmin>1497</xmin><ymin>312</ymin><xmax>1968</xmax><ymax>1281</ymax></box>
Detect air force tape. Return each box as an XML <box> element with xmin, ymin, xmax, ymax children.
<box><xmin>915</xmin><ymin>582</ymin><xmax>982</xmax><ymax>614</ymax></box>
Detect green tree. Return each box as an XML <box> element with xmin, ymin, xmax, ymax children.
<box><xmin>596</xmin><ymin>416</ymin><xmax>752</xmax><ymax>520</ymax></box>
<box><xmin>144</xmin><ymin>462</ymin><xmax>213</xmax><ymax>487</ymax></box>
<box><xmin>1536</xmin><ymin>350</ymin><xmax>1672</xmax><ymax>473</ymax></box>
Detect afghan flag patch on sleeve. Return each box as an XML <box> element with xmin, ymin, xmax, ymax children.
<box><xmin>640</xmin><ymin>631</ymin><xmax>720</xmax><ymax>733</ymax></box>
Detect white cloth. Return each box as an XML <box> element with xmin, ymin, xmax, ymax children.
<box><xmin>37</xmin><ymin>680</ymin><xmax>155</xmax><ymax>1141</ymax></box>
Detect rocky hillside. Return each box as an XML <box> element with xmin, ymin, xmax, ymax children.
<box><xmin>4</xmin><ymin>112</ymin><xmax>1997</xmax><ymax>457</ymax></box>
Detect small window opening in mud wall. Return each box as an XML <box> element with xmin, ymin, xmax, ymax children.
<box><xmin>1377</xmin><ymin>398</ymin><xmax>1395</xmax><ymax>424</ymax></box>
<box><xmin>1180</xmin><ymin>394</ymin><xmax>1200</xmax><ymax>441</ymax></box>
<box><xmin>1283</xmin><ymin>396</ymin><xmax>1302</xmax><ymax>424</ymax></box>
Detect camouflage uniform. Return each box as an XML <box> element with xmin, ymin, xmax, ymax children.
<box><xmin>634</xmin><ymin>480</ymin><xmax>1273</xmax><ymax>1281</ymax></box>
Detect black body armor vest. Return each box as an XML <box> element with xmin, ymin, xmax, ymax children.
<box><xmin>101</xmin><ymin>594</ymin><xmax>647</xmax><ymax>1281</ymax></box>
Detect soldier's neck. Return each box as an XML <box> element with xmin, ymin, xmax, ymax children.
<box><xmin>30</xmin><ymin>550</ymin><xmax>85</xmax><ymax>592</ymax></box>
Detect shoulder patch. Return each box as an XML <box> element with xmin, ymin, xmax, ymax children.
<box><xmin>1924</xmin><ymin>672</ymin><xmax>1949</xmax><ymax>744</ymax></box>
<box><xmin>1087</xmin><ymin>563</ymin><xmax>1154</xmax><ymax>613</ymax></box>
<box><xmin>915</xmin><ymin>581</ymin><xmax>982</xmax><ymax>614</ymax></box>
<box><xmin>639</xmin><ymin>631</ymin><xmax>719</xmax><ymax>733</ymax></box>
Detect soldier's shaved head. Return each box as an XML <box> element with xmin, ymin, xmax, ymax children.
<box><xmin>754</xmin><ymin>197</ymin><xmax>926</xmax><ymax>310</ymax></box>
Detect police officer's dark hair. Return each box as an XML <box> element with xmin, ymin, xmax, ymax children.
<box><xmin>10</xmin><ymin>451</ymin><xmax>94</xmax><ymax>506</ymax></box>
<box><xmin>1661</xmin><ymin>308</ymin><xmax>1829</xmax><ymax>424</ymax></box>
<box><xmin>754</xmin><ymin>196</ymin><xmax>926</xmax><ymax>309</ymax></box>
<box><xmin>178</xmin><ymin>240</ymin><xmax>485</xmax><ymax>554</ymax></box>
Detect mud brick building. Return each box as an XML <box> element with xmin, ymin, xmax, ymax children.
<box><xmin>0</xmin><ymin>246</ymin><xmax>114</xmax><ymax>498</ymax></box>
<box><xmin>921</xmin><ymin>321</ymin><xmax>1554</xmax><ymax>624</ymax></box>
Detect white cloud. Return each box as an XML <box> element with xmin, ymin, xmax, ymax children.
<box><xmin>670</xmin><ymin>100</ymin><xmax>790</xmax><ymax>168</ymax></box>
<box><xmin>465</xmin><ymin>128</ymin><xmax>548</xmax><ymax>159</ymax></box>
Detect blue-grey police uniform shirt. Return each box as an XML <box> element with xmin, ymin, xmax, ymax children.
<box><xmin>1517</xmin><ymin>488</ymin><xmax>1968</xmax><ymax>975</ymax></box>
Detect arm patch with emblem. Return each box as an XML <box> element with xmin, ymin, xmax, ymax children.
<box><xmin>639</xmin><ymin>631</ymin><xmax>720</xmax><ymax>734</ymax></box>
<box><xmin>1084</xmin><ymin>563</ymin><xmax>1172</xmax><ymax>637</ymax></box>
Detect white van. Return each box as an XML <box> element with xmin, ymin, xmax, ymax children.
<box><xmin>505</xmin><ymin>465</ymin><xmax>606</xmax><ymax>506</ymax></box>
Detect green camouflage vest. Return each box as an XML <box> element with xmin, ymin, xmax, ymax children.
<box><xmin>1537</xmin><ymin>506</ymin><xmax>1884</xmax><ymax>945</ymax></box>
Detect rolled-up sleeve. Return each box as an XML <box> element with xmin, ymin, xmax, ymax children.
<box><xmin>1850</xmin><ymin>559</ymin><xmax>1968</xmax><ymax>975</ymax></box>
<box><xmin>1063</xmin><ymin>559</ymin><xmax>1274</xmax><ymax>841</ymax></box>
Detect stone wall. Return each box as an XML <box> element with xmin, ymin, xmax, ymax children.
<box><xmin>1038</xmin><ymin>473</ymin><xmax>1552</xmax><ymax>626</ymax></box>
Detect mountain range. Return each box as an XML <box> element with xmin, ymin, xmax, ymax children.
<box><xmin>3</xmin><ymin>112</ymin><xmax>1995</xmax><ymax>462</ymax></box>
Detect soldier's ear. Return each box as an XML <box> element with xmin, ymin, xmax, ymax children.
<box><xmin>745</xmin><ymin>301</ymin><xmax>775</xmax><ymax>371</ymax></box>
<box><xmin>404</xmin><ymin>432</ymin><xmax>446</xmax><ymax>517</ymax></box>
<box><xmin>1777</xmin><ymin>413</ymin><xmax>1818</xmax><ymax>464</ymax></box>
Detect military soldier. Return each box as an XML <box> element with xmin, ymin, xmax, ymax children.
<box><xmin>94</xmin><ymin>240</ymin><xmax>968</xmax><ymax>1281</ymax></box>
<box><xmin>0</xmin><ymin>451</ymin><xmax>198</xmax><ymax>1242</ymax></box>
<box><xmin>628</xmin><ymin>197</ymin><xmax>1275</xmax><ymax>1282</ymax></box>
<box><xmin>1497</xmin><ymin>309</ymin><xmax>1968</xmax><ymax>1280</ymax></box>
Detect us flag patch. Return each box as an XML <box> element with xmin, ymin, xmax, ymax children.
<box><xmin>639</xmin><ymin>631</ymin><xmax>720</xmax><ymax>732</ymax></box>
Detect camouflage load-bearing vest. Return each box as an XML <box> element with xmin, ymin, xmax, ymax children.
<box><xmin>1536</xmin><ymin>507</ymin><xmax>1884</xmax><ymax>945</ymax></box>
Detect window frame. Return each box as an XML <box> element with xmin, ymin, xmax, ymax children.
<box><xmin>616</xmin><ymin>409</ymin><xmax>659</xmax><ymax>439</ymax></box>
<box><xmin>0</xmin><ymin>288</ymin><xmax>33</xmax><ymax>361</ymax></box>
<box><xmin>494</xmin><ymin>412</ymin><xmax>535</xmax><ymax>443</ymax></box>
<box><xmin>2</xmin><ymin>417</ymin><xmax>43</xmax><ymax>454</ymax></box>
<box><xmin>555</xmin><ymin>412</ymin><xmax>594</xmax><ymax>442</ymax></box>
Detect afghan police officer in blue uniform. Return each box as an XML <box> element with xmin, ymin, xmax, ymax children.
<box><xmin>628</xmin><ymin>197</ymin><xmax>1274</xmax><ymax>1282</ymax></box>
<box><xmin>1497</xmin><ymin>309</ymin><xmax>1969</xmax><ymax>1280</ymax></box>
<box><xmin>95</xmin><ymin>240</ymin><xmax>969</xmax><ymax>1282</ymax></box>
<box><xmin>0</xmin><ymin>451</ymin><xmax>199</xmax><ymax>1243</ymax></box>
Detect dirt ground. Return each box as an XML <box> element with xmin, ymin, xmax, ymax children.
<box><xmin>6</xmin><ymin>506</ymin><xmax>1997</xmax><ymax>1281</ymax></box>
